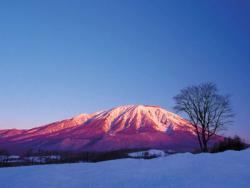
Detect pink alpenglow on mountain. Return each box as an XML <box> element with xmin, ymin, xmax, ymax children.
<box><xmin>0</xmin><ymin>105</ymin><xmax>219</xmax><ymax>154</ymax></box>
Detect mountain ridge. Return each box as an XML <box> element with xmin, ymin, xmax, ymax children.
<box><xmin>0</xmin><ymin>104</ymin><xmax>218</xmax><ymax>154</ymax></box>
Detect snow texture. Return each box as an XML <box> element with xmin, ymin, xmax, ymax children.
<box><xmin>128</xmin><ymin>149</ymin><xmax>166</xmax><ymax>158</ymax></box>
<box><xmin>0</xmin><ymin>149</ymin><xmax>249</xmax><ymax>188</ymax></box>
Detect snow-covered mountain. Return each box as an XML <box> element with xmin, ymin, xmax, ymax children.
<box><xmin>0</xmin><ymin>105</ymin><xmax>215</xmax><ymax>154</ymax></box>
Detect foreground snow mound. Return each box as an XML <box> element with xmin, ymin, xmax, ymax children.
<box><xmin>0</xmin><ymin>149</ymin><xmax>249</xmax><ymax>188</ymax></box>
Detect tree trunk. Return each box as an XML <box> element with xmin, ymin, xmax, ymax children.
<box><xmin>202</xmin><ymin>140</ymin><xmax>208</xmax><ymax>152</ymax></box>
<box><xmin>201</xmin><ymin>128</ymin><xmax>208</xmax><ymax>152</ymax></box>
<box><xmin>194</xmin><ymin>126</ymin><xmax>203</xmax><ymax>152</ymax></box>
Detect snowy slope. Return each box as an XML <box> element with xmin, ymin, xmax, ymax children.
<box><xmin>0</xmin><ymin>105</ymin><xmax>208</xmax><ymax>154</ymax></box>
<box><xmin>0</xmin><ymin>149</ymin><xmax>249</xmax><ymax>188</ymax></box>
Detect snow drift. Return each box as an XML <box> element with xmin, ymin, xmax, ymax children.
<box><xmin>0</xmin><ymin>149</ymin><xmax>249</xmax><ymax>188</ymax></box>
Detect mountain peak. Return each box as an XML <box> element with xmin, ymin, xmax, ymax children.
<box><xmin>0</xmin><ymin>104</ymin><xmax>212</xmax><ymax>154</ymax></box>
<box><xmin>94</xmin><ymin>104</ymin><xmax>194</xmax><ymax>134</ymax></box>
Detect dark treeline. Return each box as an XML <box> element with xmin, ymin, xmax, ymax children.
<box><xmin>211</xmin><ymin>136</ymin><xmax>248</xmax><ymax>153</ymax></box>
<box><xmin>0</xmin><ymin>148</ymin><xmax>155</xmax><ymax>168</ymax></box>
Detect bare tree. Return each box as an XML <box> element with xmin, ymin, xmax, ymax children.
<box><xmin>173</xmin><ymin>83</ymin><xmax>233</xmax><ymax>152</ymax></box>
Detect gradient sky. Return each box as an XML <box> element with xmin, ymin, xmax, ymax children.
<box><xmin>0</xmin><ymin>0</ymin><xmax>249</xmax><ymax>141</ymax></box>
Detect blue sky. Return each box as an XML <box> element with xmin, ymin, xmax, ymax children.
<box><xmin>0</xmin><ymin>0</ymin><xmax>249</xmax><ymax>140</ymax></box>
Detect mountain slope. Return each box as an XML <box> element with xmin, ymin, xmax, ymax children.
<box><xmin>0</xmin><ymin>105</ymin><xmax>215</xmax><ymax>154</ymax></box>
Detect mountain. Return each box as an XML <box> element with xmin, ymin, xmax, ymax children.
<box><xmin>0</xmin><ymin>105</ymin><xmax>218</xmax><ymax>154</ymax></box>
